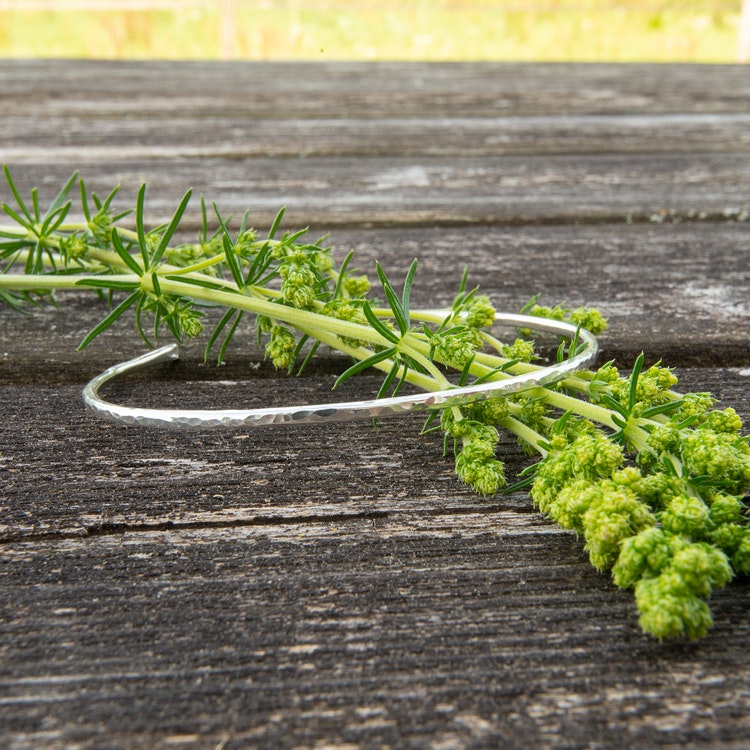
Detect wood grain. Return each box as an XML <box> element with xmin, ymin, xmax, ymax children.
<box><xmin>3</xmin><ymin>153</ymin><xmax>750</xmax><ymax>229</ymax></box>
<box><xmin>3</xmin><ymin>60</ymin><xmax>750</xmax><ymax>118</ymax></box>
<box><xmin>1</xmin><ymin>61</ymin><xmax>750</xmax><ymax>749</ymax></box>
<box><xmin>3</xmin><ymin>522</ymin><xmax>750</xmax><ymax>750</ymax></box>
<box><xmin>3</xmin><ymin>61</ymin><xmax>750</xmax><ymax>227</ymax></box>
<box><xmin>1</xmin><ymin>369</ymin><xmax>746</xmax><ymax>541</ymax></box>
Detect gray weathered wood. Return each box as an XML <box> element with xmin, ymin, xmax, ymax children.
<box><xmin>3</xmin><ymin>61</ymin><xmax>750</xmax><ymax>228</ymax></box>
<box><xmin>3</xmin><ymin>60</ymin><xmax>750</xmax><ymax>117</ymax></box>
<box><xmin>3</xmin><ymin>153</ymin><xmax>750</xmax><ymax>229</ymax></box>
<box><xmin>2</xmin><ymin>522</ymin><xmax>750</xmax><ymax>750</ymax></box>
<box><xmin>1</xmin><ymin>369</ymin><xmax>747</xmax><ymax>539</ymax></box>
<box><xmin>1</xmin><ymin>60</ymin><xmax>750</xmax><ymax>749</ymax></box>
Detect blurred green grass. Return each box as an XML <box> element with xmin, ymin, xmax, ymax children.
<box><xmin>0</xmin><ymin>0</ymin><xmax>744</xmax><ymax>62</ymax></box>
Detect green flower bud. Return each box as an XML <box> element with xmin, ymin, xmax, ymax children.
<box><xmin>235</xmin><ymin>229</ymin><xmax>259</xmax><ymax>258</ymax></box>
<box><xmin>659</xmin><ymin>494</ymin><xmax>710</xmax><ymax>538</ymax></box>
<box><xmin>60</xmin><ymin>234</ymin><xmax>88</xmax><ymax>260</ymax></box>
<box><xmin>179</xmin><ymin>311</ymin><xmax>204</xmax><ymax>338</ymax></box>
<box><xmin>708</xmin><ymin>493</ymin><xmax>744</xmax><ymax>526</ymax></box>
<box><xmin>731</xmin><ymin>532</ymin><xmax>750</xmax><ymax>576</ymax></box>
<box><xmin>582</xmin><ymin>485</ymin><xmax>655</xmax><ymax>571</ymax></box>
<box><xmin>674</xmin><ymin>392</ymin><xmax>715</xmax><ymax>424</ymax></box>
<box><xmin>569</xmin><ymin>307</ymin><xmax>609</xmax><ymax>335</ymax></box>
<box><xmin>343</xmin><ymin>274</ymin><xmax>371</xmax><ymax>298</ymax></box>
<box><xmin>433</xmin><ymin>327</ymin><xmax>482</xmax><ymax>368</ymax></box>
<box><xmin>669</xmin><ymin>543</ymin><xmax>732</xmax><ymax>598</ymax></box>
<box><xmin>613</xmin><ymin>527</ymin><xmax>678</xmax><ymax>589</ymax></box>
<box><xmin>635</xmin><ymin>573</ymin><xmax>713</xmax><ymax>640</ymax></box>
<box><xmin>464</xmin><ymin>295</ymin><xmax>496</xmax><ymax>329</ymax></box>
<box><xmin>547</xmin><ymin>478</ymin><xmax>599</xmax><ymax>532</ymax></box>
<box><xmin>709</xmin><ymin>523</ymin><xmax>746</xmax><ymax>555</ymax></box>
<box><xmin>646</xmin><ymin>425</ymin><xmax>681</xmax><ymax>455</ymax></box>
<box><xmin>282</xmin><ymin>282</ymin><xmax>316</xmax><ymax>309</ymax></box>
<box><xmin>681</xmin><ymin>429</ymin><xmax>750</xmax><ymax>492</ymax></box>
<box><xmin>502</xmin><ymin>338</ymin><xmax>535</xmax><ymax>363</ymax></box>
<box><xmin>705</xmin><ymin>407</ymin><xmax>744</xmax><ymax>435</ymax></box>
<box><xmin>467</xmin><ymin>398</ymin><xmax>509</xmax><ymax>425</ymax></box>
<box><xmin>265</xmin><ymin>325</ymin><xmax>297</xmax><ymax>370</ymax></box>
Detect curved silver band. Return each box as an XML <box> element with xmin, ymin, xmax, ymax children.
<box><xmin>82</xmin><ymin>312</ymin><xmax>598</xmax><ymax>430</ymax></box>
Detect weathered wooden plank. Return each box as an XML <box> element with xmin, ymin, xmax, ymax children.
<box><xmin>1</xmin><ymin>369</ymin><xmax>747</xmax><ymax>540</ymax></box>
<box><xmin>4</xmin><ymin>113</ymin><xmax>750</xmax><ymax>159</ymax></box>
<box><xmin>1</xmin><ymin>59</ymin><xmax>750</xmax><ymax>750</ymax></box>
<box><xmin>1</xmin><ymin>222</ymin><xmax>748</xmax><ymax>381</ymax></box>
<box><xmin>2</xmin><ymin>60</ymin><xmax>750</xmax><ymax>118</ymax></box>
<box><xmin>1</xmin><ymin>519</ymin><xmax>750</xmax><ymax>749</ymax></box>
<box><xmin>3</xmin><ymin>153</ymin><xmax>750</xmax><ymax>228</ymax></box>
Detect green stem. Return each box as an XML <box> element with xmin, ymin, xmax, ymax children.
<box><xmin>499</xmin><ymin>415</ymin><xmax>549</xmax><ymax>457</ymax></box>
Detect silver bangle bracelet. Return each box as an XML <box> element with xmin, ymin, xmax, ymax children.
<box><xmin>82</xmin><ymin>312</ymin><xmax>598</xmax><ymax>430</ymax></box>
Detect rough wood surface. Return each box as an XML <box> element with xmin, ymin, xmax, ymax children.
<box><xmin>1</xmin><ymin>61</ymin><xmax>749</xmax><ymax>749</ymax></box>
<box><xmin>2</xmin><ymin>61</ymin><xmax>750</xmax><ymax>227</ymax></box>
<box><xmin>1</xmin><ymin>369</ymin><xmax>747</xmax><ymax>541</ymax></box>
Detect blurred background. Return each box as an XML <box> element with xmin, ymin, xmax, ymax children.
<box><xmin>0</xmin><ymin>0</ymin><xmax>748</xmax><ymax>62</ymax></box>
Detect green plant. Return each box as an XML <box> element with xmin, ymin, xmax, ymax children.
<box><xmin>1</xmin><ymin>167</ymin><xmax>748</xmax><ymax>640</ymax></box>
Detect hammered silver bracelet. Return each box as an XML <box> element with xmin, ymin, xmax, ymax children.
<box><xmin>82</xmin><ymin>312</ymin><xmax>598</xmax><ymax>430</ymax></box>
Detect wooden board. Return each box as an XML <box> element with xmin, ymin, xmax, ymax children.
<box><xmin>1</xmin><ymin>61</ymin><xmax>749</xmax><ymax>749</ymax></box>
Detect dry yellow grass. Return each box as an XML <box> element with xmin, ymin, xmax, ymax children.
<box><xmin>0</xmin><ymin>0</ymin><xmax>746</xmax><ymax>62</ymax></box>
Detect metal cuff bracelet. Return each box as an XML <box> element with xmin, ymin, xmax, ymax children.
<box><xmin>82</xmin><ymin>312</ymin><xmax>598</xmax><ymax>430</ymax></box>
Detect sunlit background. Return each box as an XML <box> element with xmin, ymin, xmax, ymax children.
<box><xmin>0</xmin><ymin>0</ymin><xmax>748</xmax><ymax>62</ymax></box>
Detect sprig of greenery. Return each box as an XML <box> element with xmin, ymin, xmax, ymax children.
<box><xmin>1</xmin><ymin>168</ymin><xmax>748</xmax><ymax>641</ymax></box>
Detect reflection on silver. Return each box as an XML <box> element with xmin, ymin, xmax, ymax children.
<box><xmin>82</xmin><ymin>312</ymin><xmax>598</xmax><ymax>430</ymax></box>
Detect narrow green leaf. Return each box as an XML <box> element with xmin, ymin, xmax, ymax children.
<box><xmin>222</xmin><ymin>234</ymin><xmax>245</xmax><ymax>288</ymax></box>
<box><xmin>205</xmin><ymin>308</ymin><xmax>244</xmax><ymax>364</ymax></box>
<box><xmin>75</xmin><ymin>278</ymin><xmax>140</xmax><ymax>291</ymax></box>
<box><xmin>420</xmin><ymin>410</ymin><xmax>441</xmax><ymax>434</ymax></box>
<box><xmin>332</xmin><ymin>249</ymin><xmax>355</xmax><ymax>299</ymax></box>
<box><xmin>2</xmin><ymin>203</ymin><xmax>34</xmax><ymax>231</ymax></box>
<box><xmin>43</xmin><ymin>171</ymin><xmax>79</xmax><ymax>222</ymax></box>
<box><xmin>333</xmin><ymin>346</ymin><xmax>397</xmax><ymax>390</ymax></box>
<box><xmin>628</xmin><ymin>352</ymin><xmax>646</xmax><ymax>414</ymax></box>
<box><xmin>376</xmin><ymin>261</ymin><xmax>408</xmax><ymax>335</ymax></box>
<box><xmin>151</xmin><ymin>189</ymin><xmax>192</xmax><ymax>267</ymax></box>
<box><xmin>376</xmin><ymin>360</ymin><xmax>401</xmax><ymax>400</ymax></box>
<box><xmin>100</xmin><ymin>184</ymin><xmax>122</xmax><ymax>212</ymax></box>
<box><xmin>150</xmin><ymin>270</ymin><xmax>162</xmax><ymax>298</ymax></box>
<box><xmin>362</xmin><ymin>300</ymin><xmax>399</xmax><ymax>345</ymax></box>
<box><xmin>282</xmin><ymin>227</ymin><xmax>309</xmax><ymax>245</ymax></box>
<box><xmin>390</xmin><ymin>361</ymin><xmax>410</xmax><ymax>397</ymax></box>
<box><xmin>79</xmin><ymin>178</ymin><xmax>92</xmax><ymax>222</ymax></box>
<box><xmin>0</xmin><ymin>288</ymin><xmax>32</xmax><ymax>314</ymax></box>
<box><xmin>41</xmin><ymin>202</ymin><xmax>72</xmax><ymax>236</ymax></box>
<box><xmin>163</xmin><ymin>274</ymin><xmax>227</xmax><ymax>292</ymax></box>
<box><xmin>111</xmin><ymin>228</ymin><xmax>144</xmax><ymax>276</ymax></box>
<box><xmin>2</xmin><ymin>165</ymin><xmax>33</xmax><ymax>222</ymax></box>
<box><xmin>77</xmin><ymin>291</ymin><xmax>140</xmax><ymax>349</ymax></box>
<box><xmin>31</xmin><ymin>188</ymin><xmax>41</xmax><ymax>222</ymax></box>
<box><xmin>400</xmin><ymin>258</ymin><xmax>418</xmax><ymax>326</ymax></box>
<box><xmin>296</xmin><ymin>339</ymin><xmax>321</xmax><ymax>376</ymax></box>
<box><xmin>135</xmin><ymin>184</ymin><xmax>149</xmax><ymax>269</ymax></box>
<box><xmin>205</xmin><ymin>308</ymin><xmax>237</xmax><ymax>361</ymax></box>
<box><xmin>519</xmin><ymin>293</ymin><xmax>541</xmax><ymax>314</ymax></box>
<box><xmin>556</xmin><ymin>340</ymin><xmax>566</xmax><ymax>363</ymax></box>
<box><xmin>458</xmin><ymin>356</ymin><xmax>475</xmax><ymax>387</ymax></box>
<box><xmin>216</xmin><ymin>310</ymin><xmax>243</xmax><ymax>364</ymax></box>
<box><xmin>267</xmin><ymin>206</ymin><xmax>286</xmax><ymax>239</ymax></box>
<box><xmin>600</xmin><ymin>394</ymin><xmax>629</xmax><ymax>418</ymax></box>
<box><xmin>641</xmin><ymin>400</ymin><xmax>684</xmax><ymax>420</ymax></box>
<box><xmin>134</xmin><ymin>296</ymin><xmax>155</xmax><ymax>348</ymax></box>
